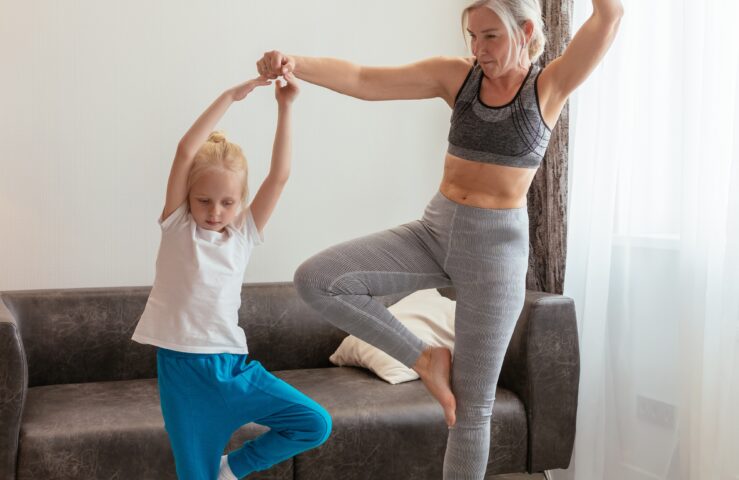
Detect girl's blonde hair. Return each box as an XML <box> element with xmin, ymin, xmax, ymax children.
<box><xmin>187</xmin><ymin>131</ymin><xmax>249</xmax><ymax>207</ymax></box>
<box><xmin>462</xmin><ymin>0</ymin><xmax>547</xmax><ymax>67</ymax></box>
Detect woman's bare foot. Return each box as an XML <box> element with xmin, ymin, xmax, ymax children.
<box><xmin>413</xmin><ymin>347</ymin><xmax>456</xmax><ymax>427</ymax></box>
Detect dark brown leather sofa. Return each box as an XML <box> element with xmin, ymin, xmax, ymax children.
<box><xmin>0</xmin><ymin>282</ymin><xmax>579</xmax><ymax>479</ymax></box>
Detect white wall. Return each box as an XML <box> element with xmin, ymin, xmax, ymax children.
<box><xmin>0</xmin><ymin>1</ymin><xmax>468</xmax><ymax>291</ymax></box>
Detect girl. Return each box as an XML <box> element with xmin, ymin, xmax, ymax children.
<box><xmin>131</xmin><ymin>74</ymin><xmax>332</xmax><ymax>480</ymax></box>
<box><xmin>257</xmin><ymin>0</ymin><xmax>622</xmax><ymax>478</ymax></box>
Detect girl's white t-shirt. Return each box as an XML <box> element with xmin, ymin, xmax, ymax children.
<box><xmin>131</xmin><ymin>201</ymin><xmax>263</xmax><ymax>354</ymax></box>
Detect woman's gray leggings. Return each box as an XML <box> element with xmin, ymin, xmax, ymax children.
<box><xmin>293</xmin><ymin>190</ymin><xmax>529</xmax><ymax>479</ymax></box>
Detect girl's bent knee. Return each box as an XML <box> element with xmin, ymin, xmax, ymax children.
<box><xmin>309</xmin><ymin>407</ymin><xmax>332</xmax><ymax>447</ymax></box>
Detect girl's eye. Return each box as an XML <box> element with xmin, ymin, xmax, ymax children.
<box><xmin>486</xmin><ymin>35</ymin><xmax>496</xmax><ymax>39</ymax></box>
<box><xmin>223</xmin><ymin>202</ymin><xmax>234</xmax><ymax>207</ymax></box>
<box><xmin>199</xmin><ymin>199</ymin><xmax>209</xmax><ymax>204</ymax></box>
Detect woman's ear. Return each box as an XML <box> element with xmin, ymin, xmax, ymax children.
<box><xmin>523</xmin><ymin>19</ymin><xmax>534</xmax><ymax>43</ymax></box>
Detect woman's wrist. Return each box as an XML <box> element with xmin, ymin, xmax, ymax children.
<box><xmin>289</xmin><ymin>55</ymin><xmax>301</xmax><ymax>76</ymax></box>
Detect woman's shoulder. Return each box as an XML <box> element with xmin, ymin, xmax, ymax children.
<box><xmin>430</xmin><ymin>56</ymin><xmax>477</xmax><ymax>106</ymax></box>
<box><xmin>434</xmin><ymin>56</ymin><xmax>476</xmax><ymax>75</ymax></box>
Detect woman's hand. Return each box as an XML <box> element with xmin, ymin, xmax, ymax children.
<box><xmin>275</xmin><ymin>72</ymin><xmax>299</xmax><ymax>105</ymax></box>
<box><xmin>257</xmin><ymin>51</ymin><xmax>295</xmax><ymax>79</ymax></box>
<box><xmin>228</xmin><ymin>76</ymin><xmax>272</xmax><ymax>101</ymax></box>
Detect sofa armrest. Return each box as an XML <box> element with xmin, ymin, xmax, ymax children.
<box><xmin>498</xmin><ymin>290</ymin><xmax>580</xmax><ymax>473</ymax></box>
<box><xmin>0</xmin><ymin>296</ymin><xmax>27</xmax><ymax>480</ymax></box>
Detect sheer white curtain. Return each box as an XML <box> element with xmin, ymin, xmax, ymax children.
<box><xmin>554</xmin><ymin>1</ymin><xmax>739</xmax><ymax>479</ymax></box>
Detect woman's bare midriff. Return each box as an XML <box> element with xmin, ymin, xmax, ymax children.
<box><xmin>439</xmin><ymin>153</ymin><xmax>538</xmax><ymax>209</ymax></box>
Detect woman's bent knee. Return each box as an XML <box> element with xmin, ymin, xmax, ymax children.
<box><xmin>293</xmin><ymin>258</ymin><xmax>331</xmax><ymax>304</ymax></box>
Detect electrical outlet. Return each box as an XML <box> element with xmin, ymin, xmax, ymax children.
<box><xmin>636</xmin><ymin>394</ymin><xmax>676</xmax><ymax>429</ymax></box>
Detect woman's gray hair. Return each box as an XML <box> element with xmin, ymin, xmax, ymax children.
<box><xmin>462</xmin><ymin>0</ymin><xmax>547</xmax><ymax>67</ymax></box>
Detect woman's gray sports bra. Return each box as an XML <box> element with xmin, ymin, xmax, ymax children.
<box><xmin>447</xmin><ymin>62</ymin><xmax>551</xmax><ymax>169</ymax></box>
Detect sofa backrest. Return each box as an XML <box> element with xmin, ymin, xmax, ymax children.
<box><xmin>1</xmin><ymin>282</ymin><xmax>379</xmax><ymax>388</ymax></box>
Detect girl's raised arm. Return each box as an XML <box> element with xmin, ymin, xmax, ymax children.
<box><xmin>248</xmin><ymin>74</ymin><xmax>299</xmax><ymax>233</ymax></box>
<box><xmin>162</xmin><ymin>77</ymin><xmax>271</xmax><ymax>221</ymax></box>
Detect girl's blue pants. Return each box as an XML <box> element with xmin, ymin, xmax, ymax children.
<box><xmin>156</xmin><ymin>347</ymin><xmax>332</xmax><ymax>479</ymax></box>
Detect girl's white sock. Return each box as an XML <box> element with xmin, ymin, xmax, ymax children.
<box><xmin>218</xmin><ymin>455</ymin><xmax>238</xmax><ymax>480</ymax></box>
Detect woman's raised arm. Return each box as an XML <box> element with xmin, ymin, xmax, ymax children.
<box><xmin>538</xmin><ymin>0</ymin><xmax>624</xmax><ymax>119</ymax></box>
<box><xmin>257</xmin><ymin>51</ymin><xmax>471</xmax><ymax>106</ymax></box>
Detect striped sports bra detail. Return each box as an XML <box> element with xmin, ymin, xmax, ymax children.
<box><xmin>447</xmin><ymin>62</ymin><xmax>551</xmax><ymax>169</ymax></box>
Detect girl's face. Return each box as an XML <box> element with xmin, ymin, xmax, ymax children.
<box><xmin>467</xmin><ymin>7</ymin><xmax>521</xmax><ymax>78</ymax></box>
<box><xmin>188</xmin><ymin>168</ymin><xmax>245</xmax><ymax>232</ymax></box>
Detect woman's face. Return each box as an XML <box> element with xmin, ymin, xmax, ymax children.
<box><xmin>467</xmin><ymin>7</ymin><xmax>520</xmax><ymax>78</ymax></box>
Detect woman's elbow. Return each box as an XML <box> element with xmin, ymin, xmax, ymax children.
<box><xmin>604</xmin><ymin>2</ymin><xmax>624</xmax><ymax>23</ymax></box>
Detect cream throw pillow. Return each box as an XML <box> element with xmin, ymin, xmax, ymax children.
<box><xmin>328</xmin><ymin>288</ymin><xmax>456</xmax><ymax>384</ymax></box>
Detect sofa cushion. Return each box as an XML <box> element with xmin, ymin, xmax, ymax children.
<box><xmin>17</xmin><ymin>378</ymin><xmax>292</xmax><ymax>480</ymax></box>
<box><xmin>275</xmin><ymin>367</ymin><xmax>528</xmax><ymax>479</ymax></box>
<box><xmin>329</xmin><ymin>288</ymin><xmax>456</xmax><ymax>384</ymax></box>
<box><xmin>17</xmin><ymin>367</ymin><xmax>527</xmax><ymax>480</ymax></box>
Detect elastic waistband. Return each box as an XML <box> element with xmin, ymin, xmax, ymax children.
<box><xmin>157</xmin><ymin>347</ymin><xmax>248</xmax><ymax>360</ymax></box>
<box><xmin>432</xmin><ymin>190</ymin><xmax>528</xmax><ymax>218</ymax></box>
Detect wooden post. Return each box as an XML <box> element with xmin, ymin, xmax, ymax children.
<box><xmin>527</xmin><ymin>0</ymin><xmax>573</xmax><ymax>294</ymax></box>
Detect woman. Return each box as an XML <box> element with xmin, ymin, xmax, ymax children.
<box><xmin>257</xmin><ymin>0</ymin><xmax>622</xmax><ymax>478</ymax></box>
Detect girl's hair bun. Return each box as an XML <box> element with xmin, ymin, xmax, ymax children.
<box><xmin>207</xmin><ymin>131</ymin><xmax>227</xmax><ymax>144</ymax></box>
